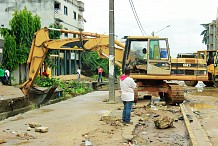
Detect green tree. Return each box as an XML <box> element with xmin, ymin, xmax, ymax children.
<box><xmin>48</xmin><ymin>22</ymin><xmax>63</xmax><ymax>39</ymax></box>
<box><xmin>81</xmin><ymin>51</ymin><xmax>109</xmax><ymax>76</ymax></box>
<box><xmin>200</xmin><ymin>23</ymin><xmax>209</xmax><ymax>44</ymax></box>
<box><xmin>2</xmin><ymin>33</ymin><xmax>17</xmax><ymax>71</ymax></box>
<box><xmin>0</xmin><ymin>7</ymin><xmax>41</xmax><ymax>71</ymax></box>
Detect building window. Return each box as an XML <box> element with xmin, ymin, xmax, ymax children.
<box><xmin>64</xmin><ymin>6</ymin><xmax>68</xmax><ymax>15</ymax></box>
<box><xmin>64</xmin><ymin>28</ymin><xmax>68</xmax><ymax>38</ymax></box>
<box><xmin>73</xmin><ymin>34</ymin><xmax>76</xmax><ymax>38</ymax></box>
<box><xmin>73</xmin><ymin>11</ymin><xmax>76</xmax><ymax>19</ymax></box>
<box><xmin>64</xmin><ymin>33</ymin><xmax>68</xmax><ymax>38</ymax></box>
<box><xmin>54</xmin><ymin>2</ymin><xmax>60</xmax><ymax>9</ymax></box>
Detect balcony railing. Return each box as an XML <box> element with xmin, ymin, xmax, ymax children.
<box><xmin>54</xmin><ymin>9</ymin><xmax>64</xmax><ymax>22</ymax></box>
<box><xmin>78</xmin><ymin>1</ymin><xmax>84</xmax><ymax>12</ymax></box>
<box><xmin>78</xmin><ymin>20</ymin><xmax>84</xmax><ymax>31</ymax></box>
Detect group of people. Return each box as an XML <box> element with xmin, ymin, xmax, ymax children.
<box><xmin>76</xmin><ymin>66</ymin><xmax>104</xmax><ymax>83</ymax></box>
<box><xmin>0</xmin><ymin>67</ymin><xmax>10</xmax><ymax>85</ymax></box>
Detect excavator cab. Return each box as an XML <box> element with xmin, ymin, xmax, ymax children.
<box><xmin>123</xmin><ymin>36</ymin><xmax>171</xmax><ymax>75</ymax></box>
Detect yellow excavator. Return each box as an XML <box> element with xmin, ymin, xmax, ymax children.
<box><xmin>20</xmin><ymin>27</ymin><xmax>209</xmax><ymax>105</ymax></box>
<box><xmin>20</xmin><ymin>27</ymin><xmax>125</xmax><ymax>105</ymax></box>
<box><xmin>179</xmin><ymin>50</ymin><xmax>218</xmax><ymax>87</ymax></box>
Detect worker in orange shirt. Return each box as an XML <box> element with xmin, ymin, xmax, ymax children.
<box><xmin>97</xmin><ymin>66</ymin><xmax>103</xmax><ymax>82</ymax></box>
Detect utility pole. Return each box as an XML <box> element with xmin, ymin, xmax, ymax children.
<box><xmin>109</xmin><ymin>0</ymin><xmax>115</xmax><ymax>103</ymax></box>
<box><xmin>216</xmin><ymin>8</ymin><xmax>218</xmax><ymax>50</ymax></box>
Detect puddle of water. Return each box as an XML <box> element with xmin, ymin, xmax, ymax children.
<box><xmin>191</xmin><ymin>88</ymin><xmax>218</xmax><ymax>98</ymax></box>
<box><xmin>189</xmin><ymin>103</ymin><xmax>216</xmax><ymax>111</ymax></box>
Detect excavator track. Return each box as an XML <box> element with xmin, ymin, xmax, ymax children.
<box><xmin>166</xmin><ymin>83</ymin><xmax>184</xmax><ymax>104</ymax></box>
<box><xmin>136</xmin><ymin>80</ymin><xmax>185</xmax><ymax>105</ymax></box>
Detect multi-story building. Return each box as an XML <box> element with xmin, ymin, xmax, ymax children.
<box><xmin>206</xmin><ymin>9</ymin><xmax>218</xmax><ymax>51</ymax></box>
<box><xmin>0</xmin><ymin>0</ymin><xmax>85</xmax><ymax>83</ymax></box>
<box><xmin>207</xmin><ymin>20</ymin><xmax>216</xmax><ymax>50</ymax></box>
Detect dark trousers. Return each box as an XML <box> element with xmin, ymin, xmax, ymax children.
<box><xmin>98</xmin><ymin>73</ymin><xmax>102</xmax><ymax>82</ymax></box>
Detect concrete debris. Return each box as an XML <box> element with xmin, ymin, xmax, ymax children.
<box><xmin>16</xmin><ymin>132</ymin><xmax>37</xmax><ymax>140</ymax></box>
<box><xmin>0</xmin><ymin>139</ymin><xmax>7</xmax><ymax>144</ymax></box>
<box><xmin>35</xmin><ymin>127</ymin><xmax>49</xmax><ymax>133</ymax></box>
<box><xmin>154</xmin><ymin>116</ymin><xmax>174</xmax><ymax>129</ymax></box>
<box><xmin>28</xmin><ymin>122</ymin><xmax>41</xmax><ymax>128</ymax></box>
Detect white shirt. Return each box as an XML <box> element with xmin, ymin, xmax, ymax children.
<box><xmin>77</xmin><ymin>69</ymin><xmax>81</xmax><ymax>75</ymax></box>
<box><xmin>5</xmin><ymin>69</ymin><xmax>9</xmax><ymax>77</ymax></box>
<box><xmin>120</xmin><ymin>76</ymin><xmax>137</xmax><ymax>101</ymax></box>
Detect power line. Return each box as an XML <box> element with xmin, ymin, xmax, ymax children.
<box><xmin>129</xmin><ymin>0</ymin><xmax>147</xmax><ymax>36</ymax></box>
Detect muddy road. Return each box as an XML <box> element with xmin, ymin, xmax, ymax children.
<box><xmin>0</xmin><ymin>82</ymin><xmax>218</xmax><ymax>145</ymax></box>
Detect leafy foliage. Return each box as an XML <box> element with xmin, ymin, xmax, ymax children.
<box><xmin>2</xmin><ymin>33</ymin><xmax>17</xmax><ymax>71</ymax></box>
<box><xmin>0</xmin><ymin>7</ymin><xmax>41</xmax><ymax>71</ymax></box>
<box><xmin>48</xmin><ymin>22</ymin><xmax>63</xmax><ymax>39</ymax></box>
<box><xmin>9</xmin><ymin>7</ymin><xmax>41</xmax><ymax>64</ymax></box>
<box><xmin>81</xmin><ymin>51</ymin><xmax>109</xmax><ymax>76</ymax></box>
<box><xmin>81</xmin><ymin>50</ymin><xmax>121</xmax><ymax>78</ymax></box>
<box><xmin>200</xmin><ymin>23</ymin><xmax>209</xmax><ymax>44</ymax></box>
<box><xmin>34</xmin><ymin>76</ymin><xmax>93</xmax><ymax>96</ymax></box>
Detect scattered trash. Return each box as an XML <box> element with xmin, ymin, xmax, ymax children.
<box><xmin>85</xmin><ymin>139</ymin><xmax>92</xmax><ymax>146</ymax></box>
<box><xmin>27</xmin><ymin>127</ymin><xmax>31</xmax><ymax>131</ymax></box>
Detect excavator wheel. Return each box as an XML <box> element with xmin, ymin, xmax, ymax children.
<box><xmin>203</xmin><ymin>81</ymin><xmax>214</xmax><ymax>87</ymax></box>
<box><xmin>184</xmin><ymin>81</ymin><xmax>198</xmax><ymax>87</ymax></box>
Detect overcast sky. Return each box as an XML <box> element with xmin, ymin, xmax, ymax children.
<box><xmin>81</xmin><ymin>0</ymin><xmax>218</xmax><ymax>57</ymax></box>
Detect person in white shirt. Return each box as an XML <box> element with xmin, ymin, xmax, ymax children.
<box><xmin>77</xmin><ymin>68</ymin><xmax>81</xmax><ymax>82</ymax></box>
<box><xmin>5</xmin><ymin>69</ymin><xmax>10</xmax><ymax>80</ymax></box>
<box><xmin>120</xmin><ymin>67</ymin><xmax>137</xmax><ymax>124</ymax></box>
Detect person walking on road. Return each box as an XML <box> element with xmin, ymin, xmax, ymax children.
<box><xmin>77</xmin><ymin>68</ymin><xmax>81</xmax><ymax>82</ymax></box>
<box><xmin>120</xmin><ymin>66</ymin><xmax>137</xmax><ymax>124</ymax></box>
<box><xmin>97</xmin><ymin>66</ymin><xmax>103</xmax><ymax>82</ymax></box>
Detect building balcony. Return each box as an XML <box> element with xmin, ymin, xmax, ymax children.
<box><xmin>78</xmin><ymin>20</ymin><xmax>84</xmax><ymax>31</ymax></box>
<box><xmin>54</xmin><ymin>8</ymin><xmax>64</xmax><ymax>22</ymax></box>
<box><xmin>78</xmin><ymin>1</ymin><xmax>84</xmax><ymax>12</ymax></box>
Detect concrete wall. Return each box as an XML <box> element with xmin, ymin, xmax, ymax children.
<box><xmin>11</xmin><ymin>64</ymin><xmax>26</xmax><ymax>85</ymax></box>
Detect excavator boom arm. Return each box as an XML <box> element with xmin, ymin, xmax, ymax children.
<box><xmin>20</xmin><ymin>27</ymin><xmax>125</xmax><ymax>104</ymax></box>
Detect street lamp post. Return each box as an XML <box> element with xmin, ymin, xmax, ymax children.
<box><xmin>152</xmin><ymin>25</ymin><xmax>170</xmax><ymax>36</ymax></box>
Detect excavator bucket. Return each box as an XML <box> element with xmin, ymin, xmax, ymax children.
<box><xmin>27</xmin><ymin>85</ymin><xmax>58</xmax><ymax>105</ymax></box>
